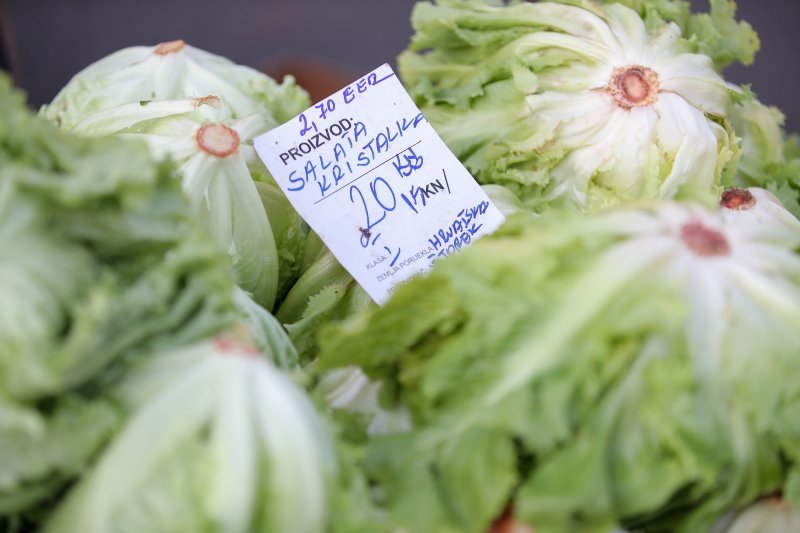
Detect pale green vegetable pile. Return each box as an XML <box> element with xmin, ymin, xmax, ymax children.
<box><xmin>1</xmin><ymin>0</ymin><xmax>799</xmax><ymax>531</ymax></box>
<box><xmin>0</xmin><ymin>59</ymin><xmax>374</xmax><ymax>531</ymax></box>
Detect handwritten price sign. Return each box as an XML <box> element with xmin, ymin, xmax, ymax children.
<box><xmin>254</xmin><ymin>64</ymin><xmax>504</xmax><ymax>304</ymax></box>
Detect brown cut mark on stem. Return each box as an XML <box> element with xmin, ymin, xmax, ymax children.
<box><xmin>721</xmin><ymin>188</ymin><xmax>756</xmax><ymax>210</ymax></box>
<box><xmin>196</xmin><ymin>123</ymin><xmax>240</xmax><ymax>158</ymax></box>
<box><xmin>681</xmin><ymin>221</ymin><xmax>730</xmax><ymax>256</ymax></box>
<box><xmin>154</xmin><ymin>40</ymin><xmax>185</xmax><ymax>55</ymax></box>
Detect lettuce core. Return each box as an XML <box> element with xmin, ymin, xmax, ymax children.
<box><xmin>196</xmin><ymin>123</ymin><xmax>240</xmax><ymax>158</ymax></box>
<box><xmin>399</xmin><ymin>1</ymin><xmax>738</xmax><ymax>210</ymax></box>
<box><xmin>681</xmin><ymin>221</ymin><xmax>730</xmax><ymax>256</ymax></box>
<box><xmin>608</xmin><ymin>66</ymin><xmax>660</xmax><ymax>108</ymax></box>
<box><xmin>721</xmin><ymin>188</ymin><xmax>756</xmax><ymax>210</ymax></box>
<box><xmin>153</xmin><ymin>40</ymin><xmax>185</xmax><ymax>56</ymax></box>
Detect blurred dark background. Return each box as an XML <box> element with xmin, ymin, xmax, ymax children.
<box><xmin>1</xmin><ymin>0</ymin><xmax>799</xmax><ymax>131</ymax></box>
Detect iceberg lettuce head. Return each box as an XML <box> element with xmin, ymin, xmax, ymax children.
<box><xmin>400</xmin><ymin>1</ymin><xmax>744</xmax><ymax>211</ymax></box>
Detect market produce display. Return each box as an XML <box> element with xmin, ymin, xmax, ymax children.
<box><xmin>1</xmin><ymin>0</ymin><xmax>799</xmax><ymax>531</ymax></box>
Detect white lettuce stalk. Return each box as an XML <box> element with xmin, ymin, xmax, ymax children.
<box><xmin>711</xmin><ymin>497</ymin><xmax>800</xmax><ymax>533</ymax></box>
<box><xmin>45</xmin><ymin>330</ymin><xmax>336</xmax><ymax>533</ymax></box>
<box><xmin>41</xmin><ymin>40</ymin><xmax>308</xmax><ymax>128</ymax></box>
<box><xmin>70</xmin><ymin>97</ymin><xmax>282</xmax><ymax>309</ymax></box>
<box><xmin>232</xmin><ymin>287</ymin><xmax>299</xmax><ymax>369</ymax></box>
<box><xmin>400</xmin><ymin>1</ymin><xmax>738</xmax><ymax>210</ymax></box>
<box><xmin>317</xmin><ymin>368</ymin><xmax>412</xmax><ymax>437</ymax></box>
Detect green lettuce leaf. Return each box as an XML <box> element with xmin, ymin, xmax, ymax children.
<box><xmin>277</xmin><ymin>250</ymin><xmax>372</xmax><ymax>363</ymax></box>
<box><xmin>556</xmin><ymin>0</ymin><xmax>760</xmax><ymax>70</ymax></box>
<box><xmin>0</xmin><ymin>75</ymin><xmax>236</xmax><ymax>396</ymax></box>
<box><xmin>686</xmin><ymin>0</ymin><xmax>759</xmax><ymax>69</ymax></box>
<box><xmin>0</xmin><ymin>396</ymin><xmax>120</xmax><ymax>517</ymax></box>
<box><xmin>255</xmin><ymin>179</ymin><xmax>309</xmax><ymax>304</ymax></box>
<box><xmin>0</xmin><ymin>75</ymin><xmax>237</xmax><ymax>518</ymax></box>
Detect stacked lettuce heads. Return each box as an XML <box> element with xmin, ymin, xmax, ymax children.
<box><xmin>1</xmin><ymin>74</ymin><xmax>382</xmax><ymax>531</ymax></box>
<box><xmin>3</xmin><ymin>0</ymin><xmax>798</xmax><ymax>531</ymax></box>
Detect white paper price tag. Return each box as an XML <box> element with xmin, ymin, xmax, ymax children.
<box><xmin>254</xmin><ymin>64</ymin><xmax>505</xmax><ymax>305</ymax></box>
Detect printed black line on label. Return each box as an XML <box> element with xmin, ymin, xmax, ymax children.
<box><xmin>313</xmin><ymin>141</ymin><xmax>423</xmax><ymax>205</ymax></box>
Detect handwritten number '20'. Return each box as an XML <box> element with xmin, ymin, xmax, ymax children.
<box><xmin>350</xmin><ymin>177</ymin><xmax>396</xmax><ymax>248</ymax></box>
